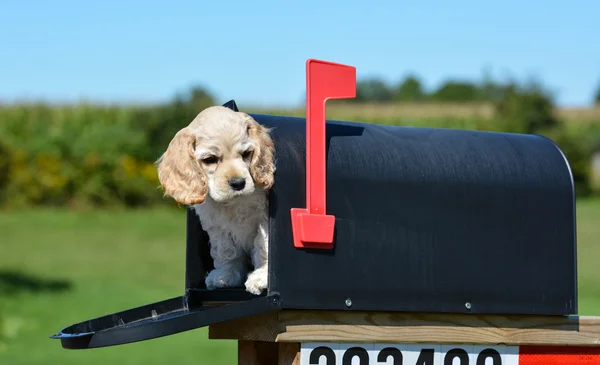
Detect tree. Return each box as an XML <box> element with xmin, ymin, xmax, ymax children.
<box><xmin>493</xmin><ymin>80</ymin><xmax>559</xmax><ymax>135</ymax></box>
<box><xmin>354</xmin><ymin>78</ymin><xmax>394</xmax><ymax>102</ymax></box>
<box><xmin>595</xmin><ymin>80</ymin><xmax>600</xmax><ymax>105</ymax></box>
<box><xmin>430</xmin><ymin>80</ymin><xmax>480</xmax><ymax>102</ymax></box>
<box><xmin>0</xmin><ymin>139</ymin><xmax>8</xmax><ymax>205</ymax></box>
<box><xmin>394</xmin><ymin>75</ymin><xmax>425</xmax><ymax>101</ymax></box>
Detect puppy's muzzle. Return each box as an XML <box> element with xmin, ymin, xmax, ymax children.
<box><xmin>228</xmin><ymin>177</ymin><xmax>246</xmax><ymax>191</ymax></box>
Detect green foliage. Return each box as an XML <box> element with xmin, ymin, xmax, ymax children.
<box><xmin>0</xmin><ymin>140</ymin><xmax>9</xmax><ymax>205</ymax></box>
<box><xmin>0</xmin><ymin>86</ymin><xmax>215</xmax><ymax>208</ymax></box>
<box><xmin>0</xmin><ymin>79</ymin><xmax>597</xmax><ymax>209</ymax></box>
<box><xmin>430</xmin><ymin>80</ymin><xmax>481</xmax><ymax>102</ymax></box>
<box><xmin>353</xmin><ymin>74</ymin><xmax>500</xmax><ymax>103</ymax></box>
<box><xmin>394</xmin><ymin>75</ymin><xmax>425</xmax><ymax>101</ymax></box>
<box><xmin>493</xmin><ymin>81</ymin><xmax>560</xmax><ymax>134</ymax></box>
<box><xmin>543</xmin><ymin>126</ymin><xmax>593</xmax><ymax>196</ymax></box>
<box><xmin>355</xmin><ymin>78</ymin><xmax>394</xmax><ymax>102</ymax></box>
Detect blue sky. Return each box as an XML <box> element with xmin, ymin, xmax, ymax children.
<box><xmin>1</xmin><ymin>0</ymin><xmax>598</xmax><ymax>108</ymax></box>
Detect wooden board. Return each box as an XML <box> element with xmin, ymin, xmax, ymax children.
<box><xmin>209</xmin><ymin>310</ymin><xmax>600</xmax><ymax>346</ymax></box>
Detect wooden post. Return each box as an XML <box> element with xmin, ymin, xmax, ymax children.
<box><xmin>237</xmin><ymin>340</ymin><xmax>299</xmax><ymax>365</ymax></box>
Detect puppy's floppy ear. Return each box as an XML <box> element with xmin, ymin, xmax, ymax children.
<box><xmin>156</xmin><ymin>127</ymin><xmax>208</xmax><ymax>205</ymax></box>
<box><xmin>246</xmin><ymin>115</ymin><xmax>275</xmax><ymax>189</ymax></box>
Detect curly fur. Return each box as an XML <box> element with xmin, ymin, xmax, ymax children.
<box><xmin>156</xmin><ymin>105</ymin><xmax>275</xmax><ymax>295</ymax></box>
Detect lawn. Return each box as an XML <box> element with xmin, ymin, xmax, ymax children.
<box><xmin>1</xmin><ymin>198</ymin><xmax>600</xmax><ymax>364</ymax></box>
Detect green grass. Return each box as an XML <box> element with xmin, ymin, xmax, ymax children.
<box><xmin>0</xmin><ymin>208</ymin><xmax>236</xmax><ymax>364</ymax></box>
<box><xmin>1</xmin><ymin>199</ymin><xmax>600</xmax><ymax>364</ymax></box>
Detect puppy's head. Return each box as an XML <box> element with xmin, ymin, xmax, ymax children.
<box><xmin>156</xmin><ymin>106</ymin><xmax>275</xmax><ymax>205</ymax></box>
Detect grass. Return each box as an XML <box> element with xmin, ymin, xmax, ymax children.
<box><xmin>0</xmin><ymin>208</ymin><xmax>235</xmax><ymax>365</ymax></box>
<box><xmin>0</xmin><ymin>198</ymin><xmax>600</xmax><ymax>364</ymax></box>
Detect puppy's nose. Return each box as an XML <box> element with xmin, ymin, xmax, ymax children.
<box><xmin>228</xmin><ymin>177</ymin><xmax>246</xmax><ymax>191</ymax></box>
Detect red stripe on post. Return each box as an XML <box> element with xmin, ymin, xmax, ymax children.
<box><xmin>519</xmin><ymin>345</ymin><xmax>600</xmax><ymax>365</ymax></box>
<box><xmin>290</xmin><ymin>59</ymin><xmax>356</xmax><ymax>249</ymax></box>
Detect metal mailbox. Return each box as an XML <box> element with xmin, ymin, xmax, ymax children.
<box><xmin>51</xmin><ymin>60</ymin><xmax>577</xmax><ymax>350</ymax></box>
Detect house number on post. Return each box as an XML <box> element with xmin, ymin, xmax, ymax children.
<box><xmin>299</xmin><ymin>343</ymin><xmax>519</xmax><ymax>365</ymax></box>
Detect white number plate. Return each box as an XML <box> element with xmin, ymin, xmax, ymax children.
<box><xmin>300</xmin><ymin>342</ymin><xmax>519</xmax><ymax>365</ymax></box>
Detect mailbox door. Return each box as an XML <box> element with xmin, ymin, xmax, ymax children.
<box><xmin>51</xmin><ymin>291</ymin><xmax>281</xmax><ymax>349</ymax></box>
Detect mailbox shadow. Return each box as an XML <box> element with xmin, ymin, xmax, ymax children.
<box><xmin>0</xmin><ymin>269</ymin><xmax>72</xmax><ymax>296</ymax></box>
<box><xmin>308</xmin><ymin>122</ymin><xmax>366</xmax><ymax>256</ymax></box>
<box><xmin>325</xmin><ymin>122</ymin><xmax>365</xmax><ymax>256</ymax></box>
<box><xmin>324</xmin><ymin>122</ymin><xmax>365</xmax><ymax>162</ymax></box>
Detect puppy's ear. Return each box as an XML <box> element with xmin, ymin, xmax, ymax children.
<box><xmin>156</xmin><ymin>127</ymin><xmax>208</xmax><ymax>205</ymax></box>
<box><xmin>246</xmin><ymin>115</ymin><xmax>275</xmax><ymax>190</ymax></box>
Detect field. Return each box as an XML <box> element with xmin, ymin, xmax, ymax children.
<box><xmin>244</xmin><ymin>102</ymin><xmax>600</xmax><ymax>124</ymax></box>
<box><xmin>1</xmin><ymin>199</ymin><xmax>600</xmax><ymax>365</ymax></box>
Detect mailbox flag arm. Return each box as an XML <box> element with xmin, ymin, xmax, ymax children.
<box><xmin>290</xmin><ymin>59</ymin><xmax>356</xmax><ymax>249</ymax></box>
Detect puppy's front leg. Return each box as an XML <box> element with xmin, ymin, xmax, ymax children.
<box><xmin>245</xmin><ymin>220</ymin><xmax>269</xmax><ymax>295</ymax></box>
<box><xmin>205</xmin><ymin>230</ymin><xmax>248</xmax><ymax>290</ymax></box>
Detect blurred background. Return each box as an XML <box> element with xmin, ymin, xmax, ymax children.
<box><xmin>1</xmin><ymin>0</ymin><xmax>599</xmax><ymax>364</ymax></box>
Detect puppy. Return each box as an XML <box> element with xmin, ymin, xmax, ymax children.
<box><xmin>156</xmin><ymin>105</ymin><xmax>275</xmax><ymax>295</ymax></box>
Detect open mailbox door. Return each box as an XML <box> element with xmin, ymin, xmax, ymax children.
<box><xmin>50</xmin><ymin>201</ymin><xmax>283</xmax><ymax>349</ymax></box>
<box><xmin>51</xmin><ymin>290</ymin><xmax>282</xmax><ymax>349</ymax></box>
<box><xmin>51</xmin><ymin>166</ymin><xmax>283</xmax><ymax>349</ymax></box>
<box><xmin>50</xmin><ymin>204</ymin><xmax>283</xmax><ymax>349</ymax></box>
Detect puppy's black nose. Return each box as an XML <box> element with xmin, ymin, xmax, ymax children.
<box><xmin>228</xmin><ymin>177</ymin><xmax>246</xmax><ymax>191</ymax></box>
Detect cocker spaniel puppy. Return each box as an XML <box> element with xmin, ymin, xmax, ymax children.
<box><xmin>156</xmin><ymin>106</ymin><xmax>275</xmax><ymax>295</ymax></box>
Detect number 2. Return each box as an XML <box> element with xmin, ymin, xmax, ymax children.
<box><xmin>377</xmin><ymin>347</ymin><xmax>403</xmax><ymax>364</ymax></box>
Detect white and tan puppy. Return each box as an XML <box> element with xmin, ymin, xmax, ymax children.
<box><xmin>156</xmin><ymin>106</ymin><xmax>275</xmax><ymax>295</ymax></box>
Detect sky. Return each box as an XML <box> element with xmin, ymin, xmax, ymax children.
<box><xmin>1</xmin><ymin>0</ymin><xmax>599</xmax><ymax>108</ymax></box>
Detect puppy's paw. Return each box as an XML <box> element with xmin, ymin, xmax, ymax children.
<box><xmin>205</xmin><ymin>268</ymin><xmax>244</xmax><ymax>290</ymax></box>
<box><xmin>244</xmin><ymin>269</ymin><xmax>268</xmax><ymax>295</ymax></box>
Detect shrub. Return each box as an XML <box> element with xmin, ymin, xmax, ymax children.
<box><xmin>493</xmin><ymin>81</ymin><xmax>560</xmax><ymax>134</ymax></box>
<box><xmin>0</xmin><ymin>83</ymin><xmax>596</xmax><ymax>209</ymax></box>
<box><xmin>0</xmin><ymin>86</ymin><xmax>215</xmax><ymax>208</ymax></box>
<box><xmin>0</xmin><ymin>140</ymin><xmax>9</xmax><ymax>204</ymax></box>
<box><xmin>541</xmin><ymin>125</ymin><xmax>593</xmax><ymax>197</ymax></box>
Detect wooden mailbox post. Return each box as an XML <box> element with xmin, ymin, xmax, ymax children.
<box><xmin>51</xmin><ymin>60</ymin><xmax>600</xmax><ymax>364</ymax></box>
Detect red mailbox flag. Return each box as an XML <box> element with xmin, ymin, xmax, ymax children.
<box><xmin>290</xmin><ymin>59</ymin><xmax>357</xmax><ymax>249</ymax></box>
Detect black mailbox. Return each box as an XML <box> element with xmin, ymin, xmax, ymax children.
<box><xmin>51</xmin><ymin>60</ymin><xmax>577</xmax><ymax>350</ymax></box>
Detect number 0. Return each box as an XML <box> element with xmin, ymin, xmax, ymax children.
<box><xmin>477</xmin><ymin>349</ymin><xmax>502</xmax><ymax>365</ymax></box>
<box><xmin>309</xmin><ymin>346</ymin><xmax>336</xmax><ymax>365</ymax></box>
<box><xmin>444</xmin><ymin>348</ymin><xmax>469</xmax><ymax>365</ymax></box>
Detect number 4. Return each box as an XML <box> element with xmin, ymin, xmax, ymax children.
<box><xmin>416</xmin><ymin>348</ymin><xmax>435</xmax><ymax>365</ymax></box>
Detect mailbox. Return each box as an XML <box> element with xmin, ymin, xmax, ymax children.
<box><xmin>51</xmin><ymin>60</ymin><xmax>577</xmax><ymax>350</ymax></box>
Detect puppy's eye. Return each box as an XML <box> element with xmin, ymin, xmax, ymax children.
<box><xmin>202</xmin><ymin>156</ymin><xmax>218</xmax><ymax>164</ymax></box>
<box><xmin>241</xmin><ymin>150</ymin><xmax>253</xmax><ymax>159</ymax></box>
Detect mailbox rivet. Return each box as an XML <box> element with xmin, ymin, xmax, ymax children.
<box><xmin>345</xmin><ymin>298</ymin><xmax>352</xmax><ymax>308</ymax></box>
<box><xmin>465</xmin><ymin>302</ymin><xmax>472</xmax><ymax>310</ymax></box>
